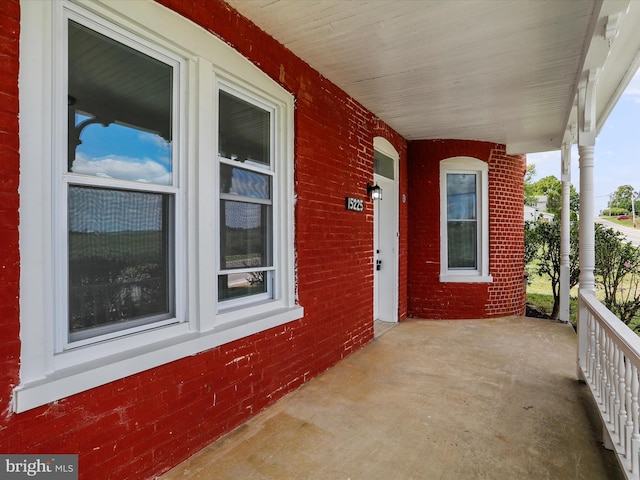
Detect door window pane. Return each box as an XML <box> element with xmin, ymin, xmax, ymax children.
<box><xmin>374</xmin><ymin>150</ymin><xmax>395</xmax><ymax>180</ymax></box>
<box><xmin>219</xmin><ymin>90</ymin><xmax>270</xmax><ymax>168</ymax></box>
<box><xmin>68</xmin><ymin>20</ymin><xmax>173</xmax><ymax>185</ymax></box>
<box><xmin>68</xmin><ymin>186</ymin><xmax>172</xmax><ymax>341</ymax></box>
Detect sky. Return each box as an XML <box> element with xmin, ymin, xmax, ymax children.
<box><xmin>527</xmin><ymin>69</ymin><xmax>640</xmax><ymax>216</ymax></box>
<box><xmin>74</xmin><ymin>115</ymin><xmax>172</xmax><ymax>185</ymax></box>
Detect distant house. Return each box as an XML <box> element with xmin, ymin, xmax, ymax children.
<box><xmin>535</xmin><ymin>195</ymin><xmax>550</xmax><ymax>213</ymax></box>
<box><xmin>525</xmin><ymin>195</ymin><xmax>555</xmax><ymax>222</ymax></box>
<box><xmin>525</xmin><ymin>205</ymin><xmax>555</xmax><ymax>223</ymax></box>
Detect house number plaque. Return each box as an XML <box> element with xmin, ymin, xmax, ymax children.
<box><xmin>345</xmin><ymin>197</ymin><xmax>364</xmax><ymax>212</ymax></box>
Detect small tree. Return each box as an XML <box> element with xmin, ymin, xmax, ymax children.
<box><xmin>526</xmin><ymin>174</ymin><xmax>579</xmax><ymax>219</ymax></box>
<box><xmin>525</xmin><ymin>220</ymin><xmax>580</xmax><ymax>319</ymax></box>
<box><xmin>595</xmin><ymin>224</ymin><xmax>640</xmax><ymax>328</ymax></box>
<box><xmin>524</xmin><ymin>165</ymin><xmax>538</xmax><ymax>207</ymax></box>
<box><xmin>602</xmin><ymin>207</ymin><xmax>628</xmax><ymax>217</ymax></box>
<box><xmin>610</xmin><ymin>185</ymin><xmax>635</xmax><ymax>214</ymax></box>
<box><xmin>524</xmin><ymin>221</ymin><xmax>539</xmax><ymax>266</ymax></box>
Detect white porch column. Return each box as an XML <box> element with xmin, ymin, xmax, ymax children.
<box><xmin>577</xmin><ymin>69</ymin><xmax>598</xmax><ymax>379</ymax></box>
<box><xmin>578</xmin><ymin>144</ymin><xmax>596</xmax><ymax>294</ymax></box>
<box><xmin>559</xmin><ymin>143</ymin><xmax>571</xmax><ymax>323</ymax></box>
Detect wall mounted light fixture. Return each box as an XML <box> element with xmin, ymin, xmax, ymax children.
<box><xmin>367</xmin><ymin>182</ymin><xmax>382</xmax><ymax>200</ymax></box>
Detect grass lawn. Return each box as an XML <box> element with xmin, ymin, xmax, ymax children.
<box><xmin>526</xmin><ymin>217</ymin><xmax>640</xmax><ymax>333</ymax></box>
<box><xmin>602</xmin><ymin>215</ymin><xmax>638</xmax><ymax>229</ymax></box>
<box><xmin>527</xmin><ymin>265</ymin><xmax>639</xmax><ymax>333</ymax></box>
<box><xmin>525</xmin><ymin>267</ymin><xmax>578</xmax><ymax>325</ymax></box>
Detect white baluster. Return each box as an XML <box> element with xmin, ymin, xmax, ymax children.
<box><xmin>618</xmin><ymin>351</ymin><xmax>627</xmax><ymax>450</ymax></box>
<box><xmin>599</xmin><ymin>327</ymin><xmax>607</xmax><ymax>411</ymax></box>
<box><xmin>631</xmin><ymin>364</ymin><xmax>640</xmax><ymax>474</ymax></box>
<box><xmin>609</xmin><ymin>337</ymin><xmax>617</xmax><ymax>428</ymax></box>
<box><xmin>600</xmin><ymin>328</ymin><xmax>609</xmax><ymax>412</ymax></box>
<box><xmin>624</xmin><ymin>358</ymin><xmax>633</xmax><ymax>462</ymax></box>
<box><xmin>606</xmin><ymin>334</ymin><xmax>616</xmax><ymax>424</ymax></box>
<box><xmin>625</xmin><ymin>356</ymin><xmax>633</xmax><ymax>460</ymax></box>
<box><xmin>595</xmin><ymin>321</ymin><xmax>603</xmax><ymax>404</ymax></box>
<box><xmin>587</xmin><ymin>313</ymin><xmax>595</xmax><ymax>384</ymax></box>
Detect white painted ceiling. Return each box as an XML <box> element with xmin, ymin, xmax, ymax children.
<box><xmin>224</xmin><ymin>0</ymin><xmax>640</xmax><ymax>154</ymax></box>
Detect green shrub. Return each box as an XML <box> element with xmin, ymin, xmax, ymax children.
<box><xmin>595</xmin><ymin>224</ymin><xmax>640</xmax><ymax>328</ymax></box>
<box><xmin>601</xmin><ymin>207</ymin><xmax>628</xmax><ymax>217</ymax></box>
<box><xmin>524</xmin><ymin>220</ymin><xmax>579</xmax><ymax>319</ymax></box>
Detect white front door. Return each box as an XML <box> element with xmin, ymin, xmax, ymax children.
<box><xmin>373</xmin><ymin>140</ymin><xmax>398</xmax><ymax>323</ymax></box>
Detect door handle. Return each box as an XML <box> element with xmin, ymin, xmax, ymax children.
<box><xmin>376</xmin><ymin>259</ymin><xmax>382</xmax><ymax>271</ymax></box>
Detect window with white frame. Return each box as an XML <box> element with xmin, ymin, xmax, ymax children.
<box><xmin>218</xmin><ymin>88</ymin><xmax>274</xmax><ymax>307</ymax></box>
<box><xmin>63</xmin><ymin>15</ymin><xmax>181</xmax><ymax>348</ymax></box>
<box><xmin>439</xmin><ymin>157</ymin><xmax>492</xmax><ymax>283</ymax></box>
<box><xmin>16</xmin><ymin>0</ymin><xmax>302</xmax><ymax>413</ymax></box>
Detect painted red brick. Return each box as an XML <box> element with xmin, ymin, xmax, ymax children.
<box><xmin>0</xmin><ymin>0</ymin><xmax>19</xmax><ymax>426</ymax></box>
<box><xmin>407</xmin><ymin>140</ymin><xmax>526</xmax><ymax>319</ymax></box>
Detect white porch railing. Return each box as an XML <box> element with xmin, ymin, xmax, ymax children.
<box><xmin>579</xmin><ymin>291</ymin><xmax>640</xmax><ymax>479</ymax></box>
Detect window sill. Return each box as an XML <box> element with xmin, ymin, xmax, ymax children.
<box><xmin>13</xmin><ymin>305</ymin><xmax>304</xmax><ymax>413</ymax></box>
<box><xmin>439</xmin><ymin>274</ymin><xmax>493</xmax><ymax>283</ymax></box>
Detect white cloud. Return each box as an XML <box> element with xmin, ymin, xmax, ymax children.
<box><xmin>72</xmin><ymin>154</ymin><xmax>172</xmax><ymax>185</ymax></box>
<box><xmin>138</xmin><ymin>131</ymin><xmax>171</xmax><ymax>150</ymax></box>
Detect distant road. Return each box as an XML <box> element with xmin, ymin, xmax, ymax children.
<box><xmin>596</xmin><ymin>218</ymin><xmax>640</xmax><ymax>246</ymax></box>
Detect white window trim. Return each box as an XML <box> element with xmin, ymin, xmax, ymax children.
<box><xmin>15</xmin><ymin>0</ymin><xmax>303</xmax><ymax>413</ymax></box>
<box><xmin>56</xmin><ymin>4</ymin><xmax>187</xmax><ymax>353</ymax></box>
<box><xmin>439</xmin><ymin>156</ymin><xmax>492</xmax><ymax>283</ymax></box>
<box><xmin>215</xmin><ymin>83</ymin><xmax>276</xmax><ymax>314</ymax></box>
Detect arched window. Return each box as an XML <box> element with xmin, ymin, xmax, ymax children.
<box><xmin>439</xmin><ymin>157</ymin><xmax>492</xmax><ymax>283</ymax></box>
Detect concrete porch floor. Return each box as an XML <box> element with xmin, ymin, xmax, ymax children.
<box><xmin>160</xmin><ymin>317</ymin><xmax>623</xmax><ymax>480</ymax></box>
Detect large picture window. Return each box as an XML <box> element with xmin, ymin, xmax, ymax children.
<box><xmin>439</xmin><ymin>157</ymin><xmax>492</xmax><ymax>283</ymax></box>
<box><xmin>17</xmin><ymin>0</ymin><xmax>301</xmax><ymax>413</ymax></box>
<box><xmin>64</xmin><ymin>17</ymin><xmax>179</xmax><ymax>346</ymax></box>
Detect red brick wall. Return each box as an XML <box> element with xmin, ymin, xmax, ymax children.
<box><xmin>407</xmin><ymin>140</ymin><xmax>526</xmax><ymax>319</ymax></box>
<box><xmin>486</xmin><ymin>145</ymin><xmax>528</xmax><ymax>317</ymax></box>
<box><xmin>0</xmin><ymin>1</ymin><xmax>408</xmax><ymax>478</ymax></box>
<box><xmin>0</xmin><ymin>0</ymin><xmax>20</xmax><ymax>430</ymax></box>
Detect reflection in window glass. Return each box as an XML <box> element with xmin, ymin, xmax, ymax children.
<box><xmin>220</xmin><ymin>164</ymin><xmax>270</xmax><ymax>199</ymax></box>
<box><xmin>218</xmin><ymin>272</ymin><xmax>268</xmax><ymax>301</ymax></box>
<box><xmin>219</xmin><ymin>90</ymin><xmax>270</xmax><ymax>168</ymax></box>
<box><xmin>447</xmin><ymin>173</ymin><xmax>476</xmax><ymax>220</ymax></box>
<box><xmin>448</xmin><ymin>222</ymin><xmax>477</xmax><ymax>268</ymax></box>
<box><xmin>218</xmin><ymin>88</ymin><xmax>274</xmax><ymax>306</ymax></box>
<box><xmin>68</xmin><ymin>187</ymin><xmax>173</xmax><ymax>341</ymax></box>
<box><xmin>220</xmin><ymin>201</ymin><xmax>271</xmax><ymax>269</ymax></box>
<box><xmin>68</xmin><ymin>20</ymin><xmax>173</xmax><ymax>185</ymax></box>
<box><xmin>447</xmin><ymin>173</ymin><xmax>477</xmax><ymax>269</ymax></box>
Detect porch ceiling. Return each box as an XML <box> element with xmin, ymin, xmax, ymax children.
<box><xmin>224</xmin><ymin>0</ymin><xmax>640</xmax><ymax>154</ymax></box>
